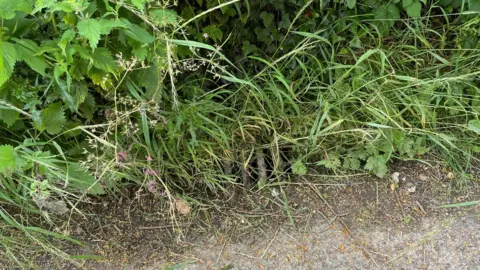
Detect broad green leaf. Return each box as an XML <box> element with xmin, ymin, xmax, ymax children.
<box><xmin>259</xmin><ymin>11</ymin><xmax>274</xmax><ymax>27</ymax></box>
<box><xmin>468</xmin><ymin>119</ymin><xmax>480</xmax><ymax>134</ymax></box>
<box><xmin>13</xmin><ymin>39</ymin><xmax>47</xmax><ymax>76</ymax></box>
<box><xmin>132</xmin><ymin>46</ymin><xmax>148</xmax><ymax>62</ymax></box>
<box><xmin>151</xmin><ymin>9</ymin><xmax>179</xmax><ymax>26</ymax></box>
<box><xmin>99</xmin><ymin>19</ymin><xmax>128</xmax><ymax>35</ymax></box>
<box><xmin>67</xmin><ymin>164</ymin><xmax>104</xmax><ymax>195</ymax></box>
<box><xmin>33</xmin><ymin>0</ymin><xmax>56</xmax><ymax>14</ymax></box>
<box><xmin>59</xmin><ymin>29</ymin><xmax>76</xmax><ymax>56</ymax></box>
<box><xmin>469</xmin><ymin>0</ymin><xmax>480</xmax><ymax>11</ymax></box>
<box><xmin>374</xmin><ymin>4</ymin><xmax>400</xmax><ymax>28</ymax></box>
<box><xmin>77</xmin><ymin>19</ymin><xmax>102</xmax><ymax>49</ymax></box>
<box><xmin>125</xmin><ymin>23</ymin><xmax>155</xmax><ymax>44</ymax></box>
<box><xmin>90</xmin><ymin>47</ymin><xmax>117</xmax><ymax>73</ymax></box>
<box><xmin>405</xmin><ymin>0</ymin><xmax>422</xmax><ymax>18</ymax></box>
<box><xmin>0</xmin><ymin>42</ymin><xmax>17</xmax><ymax>87</ymax></box>
<box><xmin>50</xmin><ymin>1</ymin><xmax>76</xmax><ymax>12</ymax></box>
<box><xmin>80</xmin><ymin>93</ymin><xmax>96</xmax><ymax>120</ymax></box>
<box><xmin>0</xmin><ymin>109</ymin><xmax>19</xmax><ymax>127</ymax></box>
<box><xmin>0</xmin><ymin>145</ymin><xmax>16</xmax><ymax>173</ymax></box>
<box><xmin>403</xmin><ymin>0</ymin><xmax>413</xmax><ymax>7</ymax></box>
<box><xmin>347</xmin><ymin>0</ymin><xmax>356</xmax><ymax>8</ymax></box>
<box><xmin>38</xmin><ymin>103</ymin><xmax>66</xmax><ymax>135</ymax></box>
<box><xmin>0</xmin><ymin>0</ymin><xmax>31</xmax><ymax>19</ymax></box>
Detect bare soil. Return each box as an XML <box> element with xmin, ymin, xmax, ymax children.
<box><xmin>1</xmin><ymin>161</ymin><xmax>479</xmax><ymax>269</ymax></box>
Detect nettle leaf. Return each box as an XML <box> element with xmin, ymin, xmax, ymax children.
<box><xmin>36</xmin><ymin>103</ymin><xmax>66</xmax><ymax>135</ymax></box>
<box><xmin>99</xmin><ymin>19</ymin><xmax>128</xmax><ymax>35</ymax></box>
<box><xmin>259</xmin><ymin>11</ymin><xmax>274</xmax><ymax>27</ymax></box>
<box><xmin>90</xmin><ymin>47</ymin><xmax>117</xmax><ymax>73</ymax></box>
<box><xmin>203</xmin><ymin>25</ymin><xmax>223</xmax><ymax>42</ymax></box>
<box><xmin>0</xmin><ymin>108</ymin><xmax>19</xmax><ymax>127</ymax></box>
<box><xmin>59</xmin><ymin>29</ymin><xmax>76</xmax><ymax>56</ymax></box>
<box><xmin>0</xmin><ymin>145</ymin><xmax>16</xmax><ymax>173</ymax></box>
<box><xmin>0</xmin><ymin>42</ymin><xmax>18</xmax><ymax>87</ymax></box>
<box><xmin>66</xmin><ymin>164</ymin><xmax>104</xmax><ymax>195</ymax></box>
<box><xmin>77</xmin><ymin>19</ymin><xmax>102</xmax><ymax>49</ymax></box>
<box><xmin>80</xmin><ymin>93</ymin><xmax>96</xmax><ymax>120</ymax></box>
<box><xmin>13</xmin><ymin>39</ymin><xmax>47</xmax><ymax>76</ymax></box>
<box><xmin>404</xmin><ymin>0</ymin><xmax>422</xmax><ymax>18</ymax></box>
<box><xmin>33</xmin><ymin>0</ymin><xmax>56</xmax><ymax>14</ymax></box>
<box><xmin>0</xmin><ymin>0</ymin><xmax>31</xmax><ymax>19</ymax></box>
<box><xmin>132</xmin><ymin>46</ymin><xmax>149</xmax><ymax>62</ymax></box>
<box><xmin>151</xmin><ymin>9</ymin><xmax>179</xmax><ymax>27</ymax></box>
<box><xmin>365</xmin><ymin>155</ymin><xmax>388</xmax><ymax>178</ymax></box>
<box><xmin>124</xmin><ymin>22</ymin><xmax>155</xmax><ymax>44</ymax></box>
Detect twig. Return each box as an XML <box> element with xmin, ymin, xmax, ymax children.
<box><xmin>261</xmin><ymin>229</ymin><xmax>279</xmax><ymax>259</ymax></box>
<box><xmin>139</xmin><ymin>224</ymin><xmax>190</xmax><ymax>230</ymax></box>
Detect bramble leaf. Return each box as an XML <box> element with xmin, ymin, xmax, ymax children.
<box><xmin>404</xmin><ymin>0</ymin><xmax>422</xmax><ymax>18</ymax></box>
<box><xmin>259</xmin><ymin>11</ymin><xmax>274</xmax><ymax>27</ymax></box>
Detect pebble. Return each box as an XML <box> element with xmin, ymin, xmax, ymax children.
<box><xmin>391</xmin><ymin>172</ymin><xmax>400</xmax><ymax>184</ymax></box>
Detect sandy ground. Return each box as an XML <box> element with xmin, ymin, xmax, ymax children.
<box><xmin>174</xmin><ymin>213</ymin><xmax>480</xmax><ymax>270</ymax></box>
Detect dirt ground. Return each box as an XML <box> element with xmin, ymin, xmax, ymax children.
<box><xmin>2</xmin><ymin>161</ymin><xmax>480</xmax><ymax>269</ymax></box>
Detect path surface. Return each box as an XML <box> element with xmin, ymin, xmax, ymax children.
<box><xmin>174</xmin><ymin>214</ymin><xmax>479</xmax><ymax>270</ymax></box>
<box><xmin>12</xmin><ymin>162</ymin><xmax>479</xmax><ymax>270</ymax></box>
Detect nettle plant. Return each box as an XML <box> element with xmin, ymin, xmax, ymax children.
<box><xmin>0</xmin><ymin>0</ymin><xmax>180</xmax><ymax>209</ymax></box>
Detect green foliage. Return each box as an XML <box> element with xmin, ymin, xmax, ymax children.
<box><xmin>1</xmin><ymin>0</ymin><xmax>480</xmax><ymax>265</ymax></box>
<box><xmin>0</xmin><ymin>145</ymin><xmax>16</xmax><ymax>173</ymax></box>
<box><xmin>292</xmin><ymin>160</ymin><xmax>307</xmax><ymax>176</ymax></box>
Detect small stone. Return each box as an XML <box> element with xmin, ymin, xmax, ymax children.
<box><xmin>391</xmin><ymin>172</ymin><xmax>400</xmax><ymax>184</ymax></box>
<box><xmin>407</xmin><ymin>186</ymin><xmax>416</xmax><ymax>193</ymax></box>
<box><xmin>446</xmin><ymin>172</ymin><xmax>455</xmax><ymax>180</ymax></box>
<box><xmin>419</xmin><ymin>174</ymin><xmax>428</xmax><ymax>181</ymax></box>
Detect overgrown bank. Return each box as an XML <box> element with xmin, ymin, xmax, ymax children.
<box><xmin>1</xmin><ymin>0</ymin><xmax>480</xmax><ymax>266</ymax></box>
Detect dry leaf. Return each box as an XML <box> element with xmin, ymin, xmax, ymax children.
<box><xmin>338</xmin><ymin>244</ymin><xmax>345</xmax><ymax>253</ymax></box>
<box><xmin>390</xmin><ymin>183</ymin><xmax>396</xmax><ymax>191</ymax></box>
<box><xmin>175</xmin><ymin>197</ymin><xmax>191</xmax><ymax>215</ymax></box>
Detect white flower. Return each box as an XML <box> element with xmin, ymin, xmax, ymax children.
<box><xmin>203</xmin><ymin>32</ymin><xmax>209</xmax><ymax>39</ymax></box>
